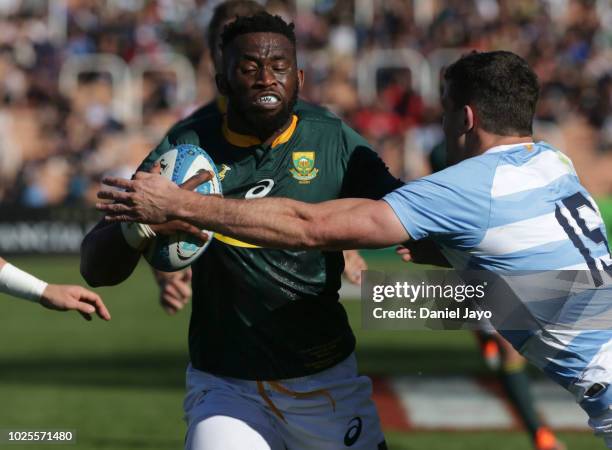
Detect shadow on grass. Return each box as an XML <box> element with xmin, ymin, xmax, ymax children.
<box><xmin>0</xmin><ymin>346</ymin><xmax>547</xmax><ymax>390</ymax></box>
<box><xmin>0</xmin><ymin>351</ymin><xmax>189</xmax><ymax>390</ymax></box>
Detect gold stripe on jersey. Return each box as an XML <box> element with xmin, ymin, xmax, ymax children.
<box><xmin>216</xmin><ymin>96</ymin><xmax>228</xmax><ymax>114</ymax></box>
<box><xmin>214</xmin><ymin>233</ymin><xmax>261</xmax><ymax>248</ymax></box>
<box><xmin>222</xmin><ymin>115</ymin><xmax>298</xmax><ymax>148</ymax></box>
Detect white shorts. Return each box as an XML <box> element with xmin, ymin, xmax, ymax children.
<box><xmin>183</xmin><ymin>353</ymin><xmax>386</xmax><ymax>450</ymax></box>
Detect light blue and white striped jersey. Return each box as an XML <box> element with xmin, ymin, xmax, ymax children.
<box><xmin>384</xmin><ymin>141</ymin><xmax>612</xmax><ymax>405</ymax></box>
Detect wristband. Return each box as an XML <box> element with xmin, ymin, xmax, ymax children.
<box><xmin>0</xmin><ymin>263</ymin><xmax>48</xmax><ymax>302</ymax></box>
<box><xmin>120</xmin><ymin>222</ymin><xmax>157</xmax><ymax>251</ymax></box>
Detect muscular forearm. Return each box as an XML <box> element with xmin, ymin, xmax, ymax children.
<box><xmin>173</xmin><ymin>192</ymin><xmax>403</xmax><ymax>250</ymax></box>
<box><xmin>175</xmin><ymin>193</ymin><xmax>324</xmax><ymax>249</ymax></box>
<box><xmin>80</xmin><ymin>221</ymin><xmax>141</xmax><ymax>286</ymax></box>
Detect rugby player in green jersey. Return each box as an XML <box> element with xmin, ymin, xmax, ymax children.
<box><xmin>83</xmin><ymin>12</ymin><xmax>401</xmax><ymax>450</ymax></box>
<box><xmin>154</xmin><ymin>1</ymin><xmax>366</xmax><ymax>316</ymax></box>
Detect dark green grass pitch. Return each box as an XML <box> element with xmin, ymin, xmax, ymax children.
<box><xmin>0</xmin><ymin>256</ymin><xmax>597</xmax><ymax>449</ymax></box>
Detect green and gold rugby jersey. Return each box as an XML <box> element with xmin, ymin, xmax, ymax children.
<box><xmin>142</xmin><ymin>101</ymin><xmax>403</xmax><ymax>380</ymax></box>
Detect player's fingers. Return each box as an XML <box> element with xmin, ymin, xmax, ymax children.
<box><xmin>96</xmin><ymin>201</ymin><xmax>132</xmax><ymax>213</ymax></box>
<box><xmin>164</xmin><ymin>283</ymin><xmax>190</xmax><ymax>307</ymax></box>
<box><xmin>169</xmin><ymin>279</ymin><xmax>192</xmax><ymax>301</ymax></box>
<box><xmin>149</xmin><ymin>223</ymin><xmax>170</xmax><ymax>235</ymax></box>
<box><xmin>102</xmin><ymin>177</ymin><xmax>134</xmax><ymax>190</ymax></box>
<box><xmin>161</xmin><ymin>296</ymin><xmax>183</xmax><ymax>314</ymax></box>
<box><xmin>165</xmin><ymin>297</ymin><xmax>186</xmax><ymax>312</ymax></box>
<box><xmin>97</xmin><ymin>190</ymin><xmax>133</xmax><ymax>203</ymax></box>
<box><xmin>344</xmin><ymin>270</ymin><xmax>362</xmax><ymax>285</ymax></box>
<box><xmin>401</xmin><ymin>254</ymin><xmax>412</xmax><ymax>263</ymax></box>
<box><xmin>163</xmin><ymin>283</ymin><xmax>184</xmax><ymax>302</ymax></box>
<box><xmin>149</xmin><ymin>161</ymin><xmax>162</xmax><ymax>175</ymax></box>
<box><xmin>78</xmin><ymin>290</ymin><xmax>111</xmax><ymax>321</ymax></box>
<box><xmin>182</xmin><ymin>268</ymin><xmax>193</xmax><ymax>282</ymax></box>
<box><xmin>396</xmin><ymin>246</ymin><xmax>410</xmax><ymax>254</ymax></box>
<box><xmin>74</xmin><ymin>300</ymin><xmax>96</xmax><ymax>315</ymax></box>
<box><xmin>133</xmin><ymin>169</ymin><xmax>154</xmax><ymax>181</ymax></box>
<box><xmin>76</xmin><ymin>288</ymin><xmax>101</xmax><ymax>302</ymax></box>
<box><xmin>103</xmin><ymin>214</ymin><xmax>137</xmax><ymax>223</ymax></box>
<box><xmin>176</xmin><ymin>222</ymin><xmax>209</xmax><ymax>242</ymax></box>
<box><xmin>180</xmin><ymin>170</ymin><xmax>213</xmax><ymax>191</ymax></box>
<box><xmin>94</xmin><ymin>303</ymin><xmax>112</xmax><ymax>321</ymax></box>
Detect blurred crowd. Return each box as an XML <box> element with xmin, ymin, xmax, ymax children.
<box><xmin>0</xmin><ymin>0</ymin><xmax>611</xmax><ymax>208</ymax></box>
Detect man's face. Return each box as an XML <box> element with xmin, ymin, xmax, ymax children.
<box><xmin>218</xmin><ymin>32</ymin><xmax>303</xmax><ymax>136</ymax></box>
<box><xmin>441</xmin><ymin>80</ymin><xmax>468</xmax><ymax>165</ymax></box>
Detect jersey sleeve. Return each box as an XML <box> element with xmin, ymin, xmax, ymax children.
<box><xmin>338</xmin><ymin>122</ymin><xmax>404</xmax><ymax>199</ymax></box>
<box><xmin>382</xmin><ymin>157</ymin><xmax>495</xmax><ymax>248</ymax></box>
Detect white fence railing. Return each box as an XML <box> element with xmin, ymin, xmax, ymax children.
<box><xmin>58</xmin><ymin>54</ymin><xmax>133</xmax><ymax>123</ymax></box>
<box><xmin>59</xmin><ymin>46</ymin><xmax>461</xmax><ymax>129</ymax></box>
<box><xmin>59</xmin><ymin>52</ymin><xmax>197</xmax><ymax>128</ymax></box>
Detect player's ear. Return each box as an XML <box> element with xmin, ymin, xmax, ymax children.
<box><xmin>297</xmin><ymin>69</ymin><xmax>305</xmax><ymax>91</ymax></box>
<box><xmin>215</xmin><ymin>74</ymin><xmax>229</xmax><ymax>96</ymax></box>
<box><xmin>464</xmin><ymin>104</ymin><xmax>475</xmax><ymax>133</ymax></box>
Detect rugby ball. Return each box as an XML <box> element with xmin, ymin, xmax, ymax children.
<box><xmin>143</xmin><ymin>144</ymin><xmax>222</xmax><ymax>272</ymax></box>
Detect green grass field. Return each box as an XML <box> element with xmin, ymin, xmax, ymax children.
<box><xmin>0</xmin><ymin>256</ymin><xmax>598</xmax><ymax>449</ymax></box>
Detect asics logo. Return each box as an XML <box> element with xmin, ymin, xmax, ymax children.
<box><xmin>344</xmin><ymin>417</ymin><xmax>362</xmax><ymax>446</ymax></box>
<box><xmin>245</xmin><ymin>179</ymin><xmax>275</xmax><ymax>199</ymax></box>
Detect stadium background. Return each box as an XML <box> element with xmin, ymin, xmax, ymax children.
<box><xmin>1</xmin><ymin>0</ymin><xmax>611</xmax><ymax>449</ymax></box>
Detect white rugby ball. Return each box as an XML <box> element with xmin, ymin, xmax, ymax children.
<box><xmin>143</xmin><ymin>144</ymin><xmax>222</xmax><ymax>272</ymax></box>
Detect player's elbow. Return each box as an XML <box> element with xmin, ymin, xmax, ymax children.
<box><xmin>80</xmin><ymin>256</ymin><xmax>124</xmax><ymax>287</ymax></box>
<box><xmin>81</xmin><ymin>270</ymin><xmax>104</xmax><ymax>288</ymax></box>
<box><xmin>79</xmin><ymin>236</ymin><xmax>121</xmax><ymax>287</ymax></box>
<box><xmin>80</xmin><ymin>262</ymin><xmax>100</xmax><ymax>287</ymax></box>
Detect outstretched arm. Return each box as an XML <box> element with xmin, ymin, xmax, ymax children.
<box><xmin>0</xmin><ymin>257</ymin><xmax>111</xmax><ymax>321</ymax></box>
<box><xmin>180</xmin><ymin>195</ymin><xmax>409</xmax><ymax>250</ymax></box>
<box><xmin>96</xmin><ymin>172</ymin><xmax>411</xmax><ymax>251</ymax></box>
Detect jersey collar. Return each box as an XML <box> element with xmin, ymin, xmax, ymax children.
<box><xmin>216</xmin><ymin>96</ymin><xmax>228</xmax><ymax>114</ymax></box>
<box><xmin>222</xmin><ymin>114</ymin><xmax>298</xmax><ymax>148</ymax></box>
<box><xmin>484</xmin><ymin>142</ymin><xmax>535</xmax><ymax>154</ymax></box>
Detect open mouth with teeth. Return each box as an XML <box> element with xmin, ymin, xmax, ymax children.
<box><xmin>255</xmin><ymin>94</ymin><xmax>281</xmax><ymax>107</ymax></box>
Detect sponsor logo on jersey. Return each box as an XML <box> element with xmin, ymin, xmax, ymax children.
<box><xmin>344</xmin><ymin>417</ymin><xmax>362</xmax><ymax>446</ymax></box>
<box><xmin>218</xmin><ymin>164</ymin><xmax>232</xmax><ymax>181</ymax></box>
<box><xmin>290</xmin><ymin>152</ymin><xmax>318</xmax><ymax>183</ymax></box>
<box><xmin>245</xmin><ymin>179</ymin><xmax>275</xmax><ymax>199</ymax></box>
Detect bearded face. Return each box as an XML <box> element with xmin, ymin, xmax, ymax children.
<box><xmin>218</xmin><ymin>32</ymin><xmax>303</xmax><ymax>140</ymax></box>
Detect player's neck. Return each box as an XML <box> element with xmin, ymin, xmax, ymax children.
<box><xmin>473</xmin><ymin>131</ymin><xmax>534</xmax><ymax>156</ymax></box>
